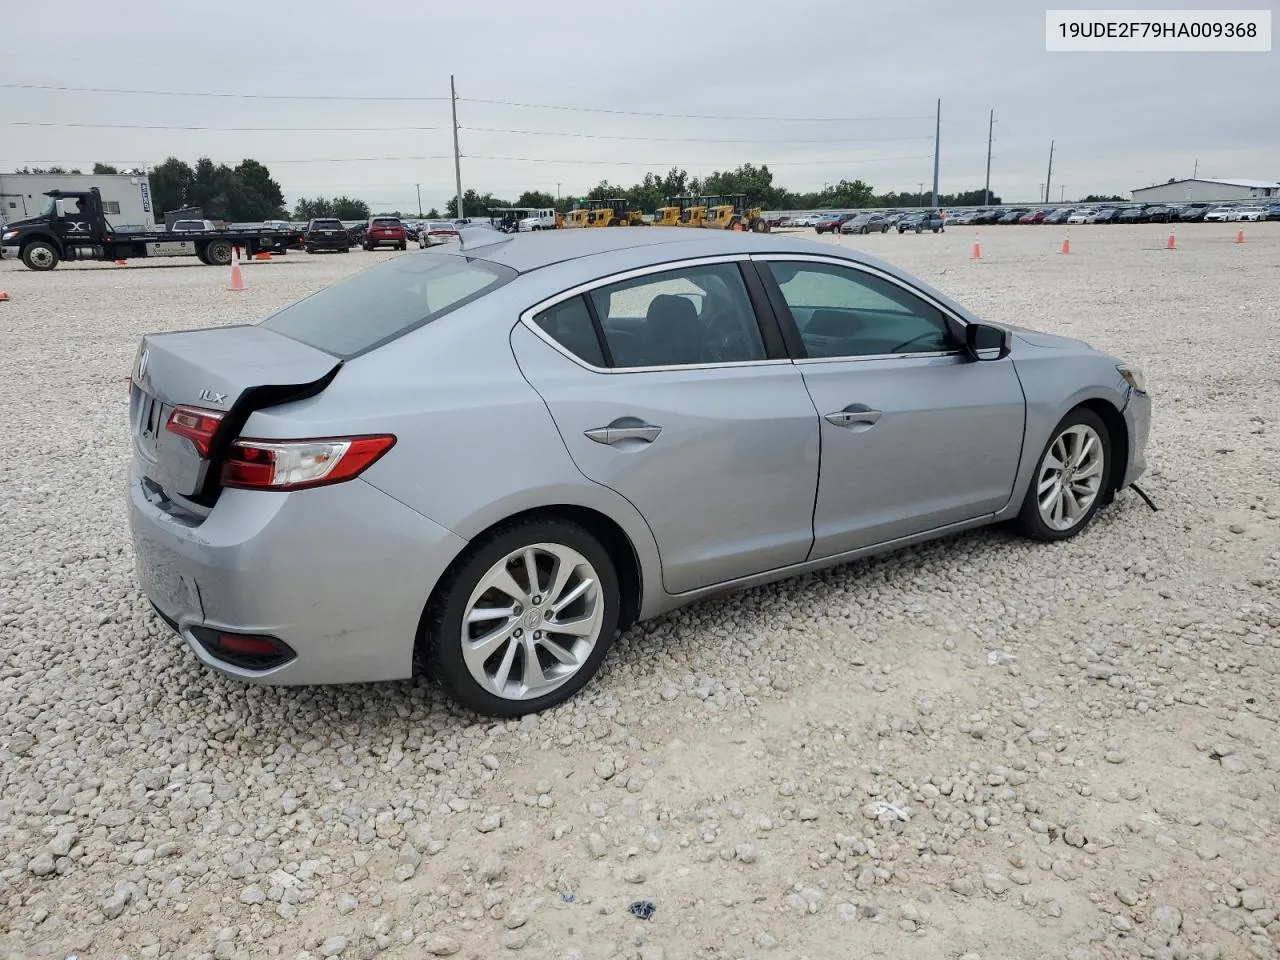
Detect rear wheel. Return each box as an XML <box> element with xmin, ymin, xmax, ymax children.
<box><xmin>305</xmin><ymin>245</ymin><xmax>315</xmax><ymax>254</ymax></box>
<box><xmin>1016</xmin><ymin>408</ymin><xmax>1111</xmax><ymax>541</ymax></box>
<box><xmin>425</xmin><ymin>517</ymin><xmax>620</xmax><ymax>716</ymax></box>
<box><xmin>22</xmin><ymin>241</ymin><xmax>60</xmax><ymax>271</ymax></box>
<box><xmin>205</xmin><ymin>240</ymin><xmax>233</xmax><ymax>266</ymax></box>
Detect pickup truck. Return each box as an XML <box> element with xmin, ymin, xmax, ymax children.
<box><xmin>1</xmin><ymin>188</ymin><xmax>300</xmax><ymax>270</ymax></box>
<box><xmin>897</xmin><ymin>211</ymin><xmax>946</xmax><ymax>234</ymax></box>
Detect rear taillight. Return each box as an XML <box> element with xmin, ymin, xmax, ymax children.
<box><xmin>166</xmin><ymin>405</ymin><xmax>226</xmax><ymax>457</ymax></box>
<box><xmin>190</xmin><ymin>626</ymin><xmax>295</xmax><ymax>670</ymax></box>
<box><xmin>221</xmin><ymin>435</ymin><xmax>395</xmax><ymax>491</ymax></box>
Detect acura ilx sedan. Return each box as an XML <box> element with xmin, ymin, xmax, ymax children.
<box><xmin>129</xmin><ymin>227</ymin><xmax>1151</xmax><ymax>716</ymax></box>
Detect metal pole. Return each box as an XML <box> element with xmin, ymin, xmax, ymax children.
<box><xmin>1044</xmin><ymin>140</ymin><xmax>1054</xmax><ymax>205</ymax></box>
<box><xmin>450</xmin><ymin>75</ymin><xmax>464</xmax><ymax>220</ymax></box>
<box><xmin>1060</xmin><ymin>184</ymin><xmax>1065</xmax><ymax>203</ymax></box>
<box><xmin>1192</xmin><ymin>158</ymin><xmax>1198</xmax><ymax>179</ymax></box>
<box><xmin>415</xmin><ymin>183</ymin><xmax>422</xmax><ymax>218</ymax></box>
<box><xmin>931</xmin><ymin>98</ymin><xmax>940</xmax><ymax>208</ymax></box>
<box><xmin>984</xmin><ymin>109</ymin><xmax>993</xmax><ymax>206</ymax></box>
<box><xmin>918</xmin><ymin>182</ymin><xmax>924</xmax><ymax>207</ymax></box>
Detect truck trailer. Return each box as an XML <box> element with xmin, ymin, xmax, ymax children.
<box><xmin>1</xmin><ymin>189</ymin><xmax>299</xmax><ymax>270</ymax></box>
<box><xmin>0</xmin><ymin>172</ymin><xmax>156</xmax><ymax>230</ymax></box>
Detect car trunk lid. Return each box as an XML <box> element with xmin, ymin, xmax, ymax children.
<box><xmin>130</xmin><ymin>324</ymin><xmax>341</xmax><ymax>500</ymax></box>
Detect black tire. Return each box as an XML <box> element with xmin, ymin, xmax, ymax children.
<box><xmin>22</xmin><ymin>241</ymin><xmax>60</xmax><ymax>271</ymax></box>
<box><xmin>205</xmin><ymin>240</ymin><xmax>233</xmax><ymax>266</ymax></box>
<box><xmin>1015</xmin><ymin>407</ymin><xmax>1112</xmax><ymax>542</ymax></box>
<box><xmin>195</xmin><ymin>246</ymin><xmax>211</xmax><ymax>266</ymax></box>
<box><xmin>859</xmin><ymin>226</ymin><xmax>868</xmax><ymax>235</ymax></box>
<box><xmin>398</xmin><ymin>242</ymin><xmax>407</xmax><ymax>250</ymax></box>
<box><xmin>424</xmin><ymin>517</ymin><xmax>621</xmax><ymax>716</ymax></box>
<box><xmin>342</xmin><ymin>246</ymin><xmax>349</xmax><ymax>253</ymax></box>
<box><xmin>305</xmin><ymin>246</ymin><xmax>315</xmax><ymax>254</ymax></box>
<box><xmin>363</xmin><ymin>243</ymin><xmax>372</xmax><ymax>252</ymax></box>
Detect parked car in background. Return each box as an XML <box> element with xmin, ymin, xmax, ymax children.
<box><xmin>1202</xmin><ymin>206</ymin><xmax>1235</xmax><ymax>222</ymax></box>
<box><xmin>1173</xmin><ymin>205</ymin><xmax>1207</xmax><ymax>222</ymax></box>
<box><xmin>304</xmin><ymin>218</ymin><xmax>351</xmax><ymax>253</ymax></box>
<box><xmin>1229</xmin><ymin>206</ymin><xmax>1266</xmax><ymax>222</ymax></box>
<box><xmin>815</xmin><ymin>213</ymin><xmax>855</xmax><ymax>234</ymax></box>
<box><xmin>364</xmin><ymin>216</ymin><xmax>408</xmax><ymax>250</ymax></box>
<box><xmin>1066</xmin><ymin>208</ymin><xmax>1095</xmax><ymax>224</ymax></box>
<box><xmin>898</xmin><ymin>211</ymin><xmax>946</xmax><ymax>233</ymax></box>
<box><xmin>419</xmin><ymin>221</ymin><xmax>461</xmax><ymax>247</ymax></box>
<box><xmin>1266</xmin><ymin>203</ymin><xmax>1280</xmax><ymax>221</ymax></box>
<box><xmin>1018</xmin><ymin>209</ymin><xmax>1052</xmax><ymax>224</ymax></box>
<box><xmin>1043</xmin><ymin>208</ymin><xmax>1074</xmax><ymax>225</ymax></box>
<box><xmin>997</xmin><ymin>208</ymin><xmax>1030</xmax><ymax>224</ymax></box>
<box><xmin>840</xmin><ymin>213</ymin><xmax>889</xmax><ymax>234</ymax></box>
<box><xmin>1116</xmin><ymin>206</ymin><xmax>1148</xmax><ymax>224</ymax></box>
<box><xmin>1142</xmin><ymin>206</ymin><xmax>1175</xmax><ymax>223</ymax></box>
<box><xmin>947</xmin><ymin>210</ymin><xmax>983</xmax><ymax>226</ymax></box>
<box><xmin>1088</xmin><ymin>208</ymin><xmax>1120</xmax><ymax>224</ymax></box>
<box><xmin>970</xmin><ymin>209</ymin><xmax>1003</xmax><ymax>225</ymax></box>
<box><xmin>126</xmin><ymin>227</ymin><xmax>1151</xmax><ymax>715</ymax></box>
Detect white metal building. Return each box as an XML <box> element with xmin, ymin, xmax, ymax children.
<box><xmin>0</xmin><ymin>173</ymin><xmax>156</xmax><ymax>229</ymax></box>
<box><xmin>1131</xmin><ymin>178</ymin><xmax>1279</xmax><ymax>204</ymax></box>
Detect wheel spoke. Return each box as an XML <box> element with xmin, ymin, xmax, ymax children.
<box><xmin>1037</xmin><ymin>473</ymin><xmax>1059</xmax><ymax>496</ymax></box>
<box><xmin>467</xmin><ymin>604</ymin><xmax>516</xmax><ymax>624</ymax></box>
<box><xmin>464</xmin><ymin>624</ymin><xmax>514</xmax><ymax>673</ymax></box>
<box><xmin>551</xmin><ymin>577</ymin><xmax>592</xmax><ymax>615</ymax></box>
<box><xmin>490</xmin><ymin>636</ymin><xmax>520</xmax><ymax>692</ymax></box>
<box><xmin>537</xmin><ymin>635</ymin><xmax>580</xmax><ymax>667</ymax></box>
<box><xmin>1043</xmin><ymin>450</ymin><xmax>1065</xmax><ymax>473</ymax></box>
<box><xmin>520</xmin><ymin>637</ymin><xmax>554</xmax><ymax>692</ymax></box>
<box><xmin>523</xmin><ymin>549</ymin><xmax>541</xmax><ymax>597</ymax></box>
<box><xmin>548</xmin><ymin>612</ymin><xmax>597</xmax><ymax>638</ymax></box>
<box><xmin>544</xmin><ymin>556</ymin><xmax>575</xmax><ymax>610</ymax></box>
<box><xmin>1050</xmin><ymin>490</ymin><xmax>1066</xmax><ymax>526</ymax></box>
<box><xmin>1074</xmin><ymin>456</ymin><xmax>1103</xmax><ymax>479</ymax></box>
<box><xmin>481</xmin><ymin>566</ymin><xmax>528</xmax><ymax>605</ymax></box>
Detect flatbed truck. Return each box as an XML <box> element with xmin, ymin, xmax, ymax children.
<box><xmin>0</xmin><ymin>188</ymin><xmax>299</xmax><ymax>271</ymax></box>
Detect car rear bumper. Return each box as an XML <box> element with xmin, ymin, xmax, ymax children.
<box><xmin>129</xmin><ymin>466</ymin><xmax>469</xmax><ymax>685</ymax></box>
<box><xmin>366</xmin><ymin>236</ymin><xmax>405</xmax><ymax>246</ymax></box>
<box><xmin>1120</xmin><ymin>388</ymin><xmax>1151</xmax><ymax>489</ymax></box>
<box><xmin>306</xmin><ymin>236</ymin><xmax>349</xmax><ymax>249</ymax></box>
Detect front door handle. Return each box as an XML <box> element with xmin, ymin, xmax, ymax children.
<box><xmin>825</xmin><ymin>404</ymin><xmax>883</xmax><ymax>428</ymax></box>
<box><xmin>585</xmin><ymin>418</ymin><xmax>663</xmax><ymax>445</ymax></box>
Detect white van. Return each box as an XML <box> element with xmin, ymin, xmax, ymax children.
<box><xmin>518</xmin><ymin>208</ymin><xmax>558</xmax><ymax>231</ymax></box>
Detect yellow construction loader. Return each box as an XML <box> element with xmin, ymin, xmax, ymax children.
<box><xmin>588</xmin><ymin>198</ymin><xmax>647</xmax><ymax>227</ymax></box>
<box><xmin>678</xmin><ymin>196</ymin><xmax>709</xmax><ymax>227</ymax></box>
<box><xmin>703</xmin><ymin>194</ymin><xmax>772</xmax><ymax>232</ymax></box>
<box><xmin>565</xmin><ymin>207</ymin><xmax>591</xmax><ymax>228</ymax></box>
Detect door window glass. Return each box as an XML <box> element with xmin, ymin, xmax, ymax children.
<box><xmin>531</xmin><ymin>296</ymin><xmax>606</xmax><ymax>367</ymax></box>
<box><xmin>766</xmin><ymin>261</ymin><xmax>954</xmax><ymax>359</ymax></box>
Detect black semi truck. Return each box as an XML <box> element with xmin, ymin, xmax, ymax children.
<box><xmin>0</xmin><ymin>188</ymin><xmax>299</xmax><ymax>271</ymax></box>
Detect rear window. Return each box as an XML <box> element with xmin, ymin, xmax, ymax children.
<box><xmin>371</xmin><ymin>218</ymin><xmax>401</xmax><ymax>227</ymax></box>
<box><xmin>311</xmin><ymin>219</ymin><xmax>344</xmax><ymax>229</ymax></box>
<box><xmin>259</xmin><ymin>254</ymin><xmax>517</xmax><ymax>359</ymax></box>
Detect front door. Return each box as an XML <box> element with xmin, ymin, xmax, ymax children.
<box><xmin>757</xmin><ymin>256</ymin><xmax>1026</xmax><ymax>559</ymax></box>
<box><xmin>510</xmin><ymin>259</ymin><xmax>820</xmax><ymax>595</ymax></box>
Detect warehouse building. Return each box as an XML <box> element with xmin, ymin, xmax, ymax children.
<box><xmin>1131</xmin><ymin>177</ymin><xmax>1279</xmax><ymax>204</ymax></box>
<box><xmin>0</xmin><ymin>173</ymin><xmax>156</xmax><ymax>229</ymax></box>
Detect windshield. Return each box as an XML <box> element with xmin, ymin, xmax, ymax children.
<box><xmin>41</xmin><ymin>197</ymin><xmax>56</xmax><ymax>217</ymax></box>
<box><xmin>260</xmin><ymin>253</ymin><xmax>517</xmax><ymax>360</ymax></box>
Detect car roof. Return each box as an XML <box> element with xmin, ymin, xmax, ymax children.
<box><xmin>459</xmin><ymin>224</ymin><xmax>905</xmax><ymax>277</ymax></box>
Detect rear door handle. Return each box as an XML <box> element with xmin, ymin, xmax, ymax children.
<box><xmin>825</xmin><ymin>404</ymin><xmax>883</xmax><ymax>428</ymax></box>
<box><xmin>585</xmin><ymin>419</ymin><xmax>663</xmax><ymax>445</ymax></box>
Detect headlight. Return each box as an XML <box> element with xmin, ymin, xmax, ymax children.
<box><xmin>1</xmin><ymin>230</ymin><xmax>16</xmax><ymax>242</ymax></box>
<box><xmin>1118</xmin><ymin>363</ymin><xmax>1147</xmax><ymax>394</ymax></box>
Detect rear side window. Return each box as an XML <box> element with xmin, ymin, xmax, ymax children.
<box><xmin>532</xmin><ymin>297</ymin><xmax>606</xmax><ymax>367</ymax></box>
<box><xmin>260</xmin><ymin>254</ymin><xmax>516</xmax><ymax>359</ymax></box>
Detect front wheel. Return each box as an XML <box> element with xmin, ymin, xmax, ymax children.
<box><xmin>22</xmin><ymin>241</ymin><xmax>60</xmax><ymax>271</ymax></box>
<box><xmin>424</xmin><ymin>517</ymin><xmax>620</xmax><ymax>716</ymax></box>
<box><xmin>205</xmin><ymin>240</ymin><xmax>233</xmax><ymax>266</ymax></box>
<box><xmin>1016</xmin><ymin>408</ymin><xmax>1111</xmax><ymax>541</ymax></box>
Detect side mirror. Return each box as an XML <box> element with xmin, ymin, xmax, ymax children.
<box><xmin>965</xmin><ymin>323</ymin><xmax>1010</xmax><ymax>361</ymax></box>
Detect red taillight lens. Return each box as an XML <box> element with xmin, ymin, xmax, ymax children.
<box><xmin>221</xmin><ymin>435</ymin><xmax>396</xmax><ymax>491</ymax></box>
<box><xmin>166</xmin><ymin>405</ymin><xmax>226</xmax><ymax>457</ymax></box>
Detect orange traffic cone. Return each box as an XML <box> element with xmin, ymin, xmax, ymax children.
<box><xmin>1166</xmin><ymin>230</ymin><xmax>1176</xmax><ymax>250</ymax></box>
<box><xmin>229</xmin><ymin>247</ymin><xmax>245</xmax><ymax>291</ymax></box>
<box><xmin>0</xmin><ymin>289</ymin><xmax>9</xmax><ymax>302</ymax></box>
<box><xmin>254</xmin><ymin>251</ymin><xmax>272</xmax><ymax>261</ymax></box>
<box><xmin>1060</xmin><ymin>232</ymin><xmax>1071</xmax><ymax>255</ymax></box>
<box><xmin>1235</xmin><ymin>228</ymin><xmax>1245</xmax><ymax>244</ymax></box>
<box><xmin>114</xmin><ymin>259</ymin><xmax>127</xmax><ymax>265</ymax></box>
<box><xmin>971</xmin><ymin>232</ymin><xmax>982</xmax><ymax>259</ymax></box>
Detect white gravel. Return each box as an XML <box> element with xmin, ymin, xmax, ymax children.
<box><xmin>1</xmin><ymin>224</ymin><xmax>1278</xmax><ymax>960</ymax></box>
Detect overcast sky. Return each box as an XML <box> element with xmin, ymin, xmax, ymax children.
<box><xmin>1</xmin><ymin>0</ymin><xmax>1274</xmax><ymax>211</ymax></box>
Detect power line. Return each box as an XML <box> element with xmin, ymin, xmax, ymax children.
<box><xmin>464</xmin><ymin>126</ymin><xmax>935</xmax><ymax>145</ymax></box>
<box><xmin>461</xmin><ymin>97</ymin><xmax>933</xmax><ymax>122</ymax></box>
<box><xmin>0</xmin><ymin>82</ymin><xmax>449</xmax><ymax>102</ymax></box>
<box><xmin>1</xmin><ymin>120</ymin><xmax>447</xmax><ymax>132</ymax></box>
<box><xmin>5</xmin><ymin>152</ymin><xmax>936</xmax><ymax>167</ymax></box>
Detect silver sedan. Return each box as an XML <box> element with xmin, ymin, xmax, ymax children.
<box><xmin>128</xmin><ymin>227</ymin><xmax>1151</xmax><ymax>715</ymax></box>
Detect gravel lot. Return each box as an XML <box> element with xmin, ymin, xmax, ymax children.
<box><xmin>2</xmin><ymin>224</ymin><xmax>1278</xmax><ymax>960</ymax></box>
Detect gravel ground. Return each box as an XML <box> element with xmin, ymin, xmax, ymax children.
<box><xmin>1</xmin><ymin>224</ymin><xmax>1277</xmax><ymax>960</ymax></box>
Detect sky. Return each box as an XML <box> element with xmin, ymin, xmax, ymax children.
<box><xmin>0</xmin><ymin>0</ymin><xmax>1274</xmax><ymax>212</ymax></box>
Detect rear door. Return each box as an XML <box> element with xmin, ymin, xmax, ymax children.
<box><xmin>756</xmin><ymin>255</ymin><xmax>1026</xmax><ymax>559</ymax></box>
<box><xmin>510</xmin><ymin>257</ymin><xmax>820</xmax><ymax>595</ymax></box>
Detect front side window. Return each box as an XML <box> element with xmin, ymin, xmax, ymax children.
<box><xmin>587</xmin><ymin>262</ymin><xmax>766</xmax><ymax>368</ymax></box>
<box><xmin>766</xmin><ymin>261</ymin><xmax>954</xmax><ymax>359</ymax></box>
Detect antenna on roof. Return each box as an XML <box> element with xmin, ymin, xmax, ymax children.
<box><xmin>457</xmin><ymin>225</ymin><xmax>513</xmax><ymax>253</ymax></box>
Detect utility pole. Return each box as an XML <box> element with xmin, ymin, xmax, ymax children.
<box><xmin>415</xmin><ymin>183</ymin><xmax>422</xmax><ymax>218</ymax></box>
<box><xmin>1060</xmin><ymin>184</ymin><xmax>1065</xmax><ymax>203</ymax></box>
<box><xmin>450</xmin><ymin>75</ymin><xmax>464</xmax><ymax>220</ymax></box>
<box><xmin>931</xmin><ymin>98</ymin><xmax>940</xmax><ymax>208</ymax></box>
<box><xmin>1044</xmin><ymin>139</ymin><xmax>1055</xmax><ymax>204</ymax></box>
<box><xmin>1192</xmin><ymin>158</ymin><xmax>1198</xmax><ymax>179</ymax></box>
<box><xmin>983</xmin><ymin>109</ymin><xmax>994</xmax><ymax>207</ymax></box>
<box><xmin>918</xmin><ymin>182</ymin><xmax>924</xmax><ymax>207</ymax></box>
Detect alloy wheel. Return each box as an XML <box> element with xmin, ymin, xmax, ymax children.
<box><xmin>1036</xmin><ymin>424</ymin><xmax>1105</xmax><ymax>531</ymax></box>
<box><xmin>460</xmin><ymin>543</ymin><xmax>604</xmax><ymax>701</ymax></box>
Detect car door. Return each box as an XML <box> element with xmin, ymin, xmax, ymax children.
<box><xmin>755</xmin><ymin>255</ymin><xmax>1026</xmax><ymax>560</ymax></box>
<box><xmin>509</xmin><ymin>257</ymin><xmax>820</xmax><ymax>595</ymax></box>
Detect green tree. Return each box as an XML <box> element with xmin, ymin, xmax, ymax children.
<box><xmin>516</xmin><ymin>190</ymin><xmax>556</xmax><ymax>209</ymax></box>
<box><xmin>93</xmin><ymin>163</ymin><xmax>119</xmax><ymax>174</ymax></box>
<box><xmin>426</xmin><ymin>207</ymin><xmax>441</xmax><ymax>218</ymax></box>
<box><xmin>331</xmin><ymin>196</ymin><xmax>370</xmax><ymax>219</ymax></box>
<box><xmin>294</xmin><ymin>197</ymin><xmax>335</xmax><ymax>219</ymax></box>
<box><xmin>233</xmin><ymin>159</ymin><xmax>286</xmax><ymax>219</ymax></box>
<box><xmin>446</xmin><ymin>189</ymin><xmax>512</xmax><ymax>218</ymax></box>
<box><xmin>148</xmin><ymin>157</ymin><xmax>195</xmax><ymax>214</ymax></box>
